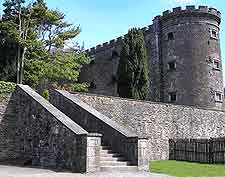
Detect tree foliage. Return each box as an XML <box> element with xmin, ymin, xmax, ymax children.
<box><xmin>117</xmin><ymin>28</ymin><xmax>149</xmax><ymax>100</ymax></box>
<box><xmin>0</xmin><ymin>0</ymin><xmax>88</xmax><ymax>92</ymax></box>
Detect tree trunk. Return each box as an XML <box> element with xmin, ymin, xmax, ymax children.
<box><xmin>17</xmin><ymin>0</ymin><xmax>22</xmax><ymax>84</ymax></box>
<box><xmin>19</xmin><ymin>47</ymin><xmax>27</xmax><ymax>84</ymax></box>
<box><xmin>16</xmin><ymin>46</ymin><xmax>21</xmax><ymax>84</ymax></box>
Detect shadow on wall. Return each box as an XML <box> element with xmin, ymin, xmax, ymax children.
<box><xmin>0</xmin><ymin>93</ymin><xmax>20</xmax><ymax>164</ymax></box>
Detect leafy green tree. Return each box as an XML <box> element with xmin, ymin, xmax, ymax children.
<box><xmin>117</xmin><ymin>28</ymin><xmax>149</xmax><ymax>100</ymax></box>
<box><xmin>0</xmin><ymin>0</ymin><xmax>88</xmax><ymax>92</ymax></box>
<box><xmin>2</xmin><ymin>0</ymin><xmax>34</xmax><ymax>83</ymax></box>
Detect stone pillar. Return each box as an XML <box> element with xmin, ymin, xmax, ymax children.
<box><xmin>86</xmin><ymin>133</ymin><xmax>102</xmax><ymax>172</ymax></box>
<box><xmin>138</xmin><ymin>138</ymin><xmax>149</xmax><ymax>171</ymax></box>
<box><xmin>126</xmin><ymin>137</ymin><xmax>138</xmax><ymax>166</ymax></box>
<box><xmin>74</xmin><ymin>134</ymin><xmax>87</xmax><ymax>173</ymax></box>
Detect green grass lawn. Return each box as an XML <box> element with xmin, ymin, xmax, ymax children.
<box><xmin>150</xmin><ymin>160</ymin><xmax>225</xmax><ymax>177</ymax></box>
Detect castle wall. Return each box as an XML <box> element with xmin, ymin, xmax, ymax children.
<box><xmin>73</xmin><ymin>92</ymin><xmax>225</xmax><ymax>161</ymax></box>
<box><xmin>80</xmin><ymin>5</ymin><xmax>224</xmax><ymax>110</ymax></box>
<box><xmin>80</xmin><ymin>40</ymin><xmax>123</xmax><ymax>96</ymax></box>
<box><xmin>160</xmin><ymin>8</ymin><xmax>223</xmax><ymax>109</ymax></box>
<box><xmin>80</xmin><ymin>28</ymin><xmax>159</xmax><ymax>100</ymax></box>
<box><xmin>144</xmin><ymin>24</ymin><xmax>162</xmax><ymax>102</ymax></box>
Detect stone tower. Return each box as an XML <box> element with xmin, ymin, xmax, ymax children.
<box><xmin>157</xmin><ymin>6</ymin><xmax>223</xmax><ymax>109</ymax></box>
<box><xmin>80</xmin><ymin>5</ymin><xmax>224</xmax><ymax>110</ymax></box>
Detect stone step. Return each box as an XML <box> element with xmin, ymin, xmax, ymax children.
<box><xmin>100</xmin><ymin>146</ymin><xmax>111</xmax><ymax>150</ymax></box>
<box><xmin>100</xmin><ymin>165</ymin><xmax>138</xmax><ymax>172</ymax></box>
<box><xmin>100</xmin><ymin>156</ymin><xmax>127</xmax><ymax>162</ymax></box>
<box><xmin>100</xmin><ymin>161</ymin><xmax>128</xmax><ymax>166</ymax></box>
<box><xmin>100</xmin><ymin>153</ymin><xmax>123</xmax><ymax>158</ymax></box>
<box><xmin>100</xmin><ymin>149</ymin><xmax>114</xmax><ymax>154</ymax></box>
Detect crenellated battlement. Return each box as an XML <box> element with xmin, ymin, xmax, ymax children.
<box><xmin>85</xmin><ymin>37</ymin><xmax>124</xmax><ymax>54</ymax></box>
<box><xmin>160</xmin><ymin>5</ymin><xmax>221</xmax><ymax>21</ymax></box>
<box><xmin>86</xmin><ymin>5</ymin><xmax>221</xmax><ymax>54</ymax></box>
<box><xmin>85</xmin><ymin>26</ymin><xmax>152</xmax><ymax>54</ymax></box>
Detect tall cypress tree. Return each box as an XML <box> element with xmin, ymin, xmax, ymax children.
<box><xmin>117</xmin><ymin>28</ymin><xmax>149</xmax><ymax>100</ymax></box>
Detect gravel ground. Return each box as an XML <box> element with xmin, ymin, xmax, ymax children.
<box><xmin>0</xmin><ymin>165</ymin><xmax>173</xmax><ymax>177</ymax></box>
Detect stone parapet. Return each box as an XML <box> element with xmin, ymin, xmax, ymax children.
<box><xmin>73</xmin><ymin>92</ymin><xmax>225</xmax><ymax>161</ymax></box>
<box><xmin>50</xmin><ymin>90</ymin><xmax>142</xmax><ymax>168</ymax></box>
<box><xmin>160</xmin><ymin>6</ymin><xmax>221</xmax><ymax>24</ymax></box>
<box><xmin>86</xmin><ymin>133</ymin><xmax>102</xmax><ymax>172</ymax></box>
<box><xmin>0</xmin><ymin>85</ymin><xmax>93</xmax><ymax>173</ymax></box>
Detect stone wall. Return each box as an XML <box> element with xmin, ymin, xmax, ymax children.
<box><xmin>0</xmin><ymin>85</ymin><xmax>104</xmax><ymax>173</ymax></box>
<box><xmin>13</xmin><ymin>85</ymin><xmax>90</xmax><ymax>172</ymax></box>
<box><xmin>50</xmin><ymin>90</ymin><xmax>139</xmax><ymax>165</ymax></box>
<box><xmin>0</xmin><ymin>95</ymin><xmax>17</xmax><ymax>161</ymax></box>
<box><xmin>73</xmin><ymin>92</ymin><xmax>225</xmax><ymax>161</ymax></box>
<box><xmin>50</xmin><ymin>90</ymin><xmax>149</xmax><ymax>170</ymax></box>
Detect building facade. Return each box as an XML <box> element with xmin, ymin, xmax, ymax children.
<box><xmin>80</xmin><ymin>5</ymin><xmax>224</xmax><ymax>110</ymax></box>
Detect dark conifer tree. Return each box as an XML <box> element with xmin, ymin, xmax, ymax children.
<box><xmin>117</xmin><ymin>28</ymin><xmax>149</xmax><ymax>100</ymax></box>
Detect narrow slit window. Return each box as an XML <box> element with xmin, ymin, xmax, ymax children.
<box><xmin>212</xmin><ymin>30</ymin><xmax>217</xmax><ymax>38</ymax></box>
<box><xmin>168</xmin><ymin>32</ymin><xmax>174</xmax><ymax>40</ymax></box>
<box><xmin>213</xmin><ymin>59</ymin><xmax>220</xmax><ymax>70</ymax></box>
<box><xmin>112</xmin><ymin>51</ymin><xmax>119</xmax><ymax>58</ymax></box>
<box><xmin>169</xmin><ymin>92</ymin><xmax>177</xmax><ymax>103</ymax></box>
<box><xmin>168</xmin><ymin>61</ymin><xmax>176</xmax><ymax>71</ymax></box>
<box><xmin>89</xmin><ymin>81</ymin><xmax>96</xmax><ymax>89</ymax></box>
<box><xmin>210</xmin><ymin>29</ymin><xmax>218</xmax><ymax>39</ymax></box>
<box><xmin>90</xmin><ymin>60</ymin><xmax>95</xmax><ymax>65</ymax></box>
<box><xmin>215</xmin><ymin>92</ymin><xmax>223</xmax><ymax>102</ymax></box>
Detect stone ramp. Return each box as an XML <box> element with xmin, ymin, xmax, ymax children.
<box><xmin>0</xmin><ymin>165</ymin><xmax>173</xmax><ymax>177</ymax></box>
<box><xmin>50</xmin><ymin>90</ymin><xmax>149</xmax><ymax>171</ymax></box>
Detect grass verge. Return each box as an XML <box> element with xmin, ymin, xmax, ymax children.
<box><xmin>150</xmin><ymin>160</ymin><xmax>225</xmax><ymax>177</ymax></box>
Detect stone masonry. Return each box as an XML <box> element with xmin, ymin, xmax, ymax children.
<box><xmin>1</xmin><ymin>85</ymin><xmax>225</xmax><ymax>171</ymax></box>
<box><xmin>0</xmin><ymin>85</ymin><xmax>111</xmax><ymax>173</ymax></box>
<box><xmin>80</xmin><ymin>5</ymin><xmax>224</xmax><ymax>110</ymax></box>
<box><xmin>0</xmin><ymin>85</ymin><xmax>149</xmax><ymax>172</ymax></box>
<box><xmin>0</xmin><ymin>95</ymin><xmax>17</xmax><ymax>161</ymax></box>
<box><xmin>73</xmin><ymin>92</ymin><xmax>225</xmax><ymax>161</ymax></box>
<box><xmin>50</xmin><ymin>89</ymin><xmax>149</xmax><ymax>171</ymax></box>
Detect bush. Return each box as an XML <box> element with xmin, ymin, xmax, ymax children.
<box><xmin>0</xmin><ymin>81</ymin><xmax>16</xmax><ymax>95</ymax></box>
<box><xmin>0</xmin><ymin>81</ymin><xmax>16</xmax><ymax>102</ymax></box>
<box><xmin>42</xmin><ymin>89</ymin><xmax>50</xmax><ymax>100</ymax></box>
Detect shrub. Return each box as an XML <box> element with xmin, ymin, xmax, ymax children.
<box><xmin>0</xmin><ymin>81</ymin><xmax>16</xmax><ymax>102</ymax></box>
<box><xmin>0</xmin><ymin>81</ymin><xmax>16</xmax><ymax>95</ymax></box>
<box><xmin>42</xmin><ymin>89</ymin><xmax>50</xmax><ymax>100</ymax></box>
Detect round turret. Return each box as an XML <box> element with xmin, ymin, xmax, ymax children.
<box><xmin>159</xmin><ymin>5</ymin><xmax>223</xmax><ymax>109</ymax></box>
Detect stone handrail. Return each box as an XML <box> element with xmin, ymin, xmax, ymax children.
<box><xmin>18</xmin><ymin>85</ymin><xmax>88</xmax><ymax>135</ymax></box>
<box><xmin>53</xmin><ymin>89</ymin><xmax>137</xmax><ymax>138</ymax></box>
<box><xmin>50</xmin><ymin>89</ymin><xmax>139</xmax><ymax>165</ymax></box>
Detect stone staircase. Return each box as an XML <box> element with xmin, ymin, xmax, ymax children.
<box><xmin>100</xmin><ymin>145</ymin><xmax>138</xmax><ymax>172</ymax></box>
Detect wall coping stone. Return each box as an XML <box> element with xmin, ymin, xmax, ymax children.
<box><xmin>88</xmin><ymin>133</ymin><xmax>103</xmax><ymax>137</ymax></box>
<box><xmin>70</xmin><ymin>91</ymin><xmax>225</xmax><ymax>113</ymax></box>
<box><xmin>17</xmin><ymin>85</ymin><xmax>88</xmax><ymax>135</ymax></box>
<box><xmin>55</xmin><ymin>90</ymin><xmax>138</xmax><ymax>138</ymax></box>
